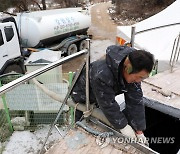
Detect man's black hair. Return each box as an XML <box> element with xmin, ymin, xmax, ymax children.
<box><xmin>128</xmin><ymin>50</ymin><xmax>154</xmax><ymax>73</ymax></box>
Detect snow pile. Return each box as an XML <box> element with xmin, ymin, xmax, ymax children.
<box><xmin>3</xmin><ymin>131</ymin><xmax>40</xmax><ymax>154</ymax></box>
<box><xmin>33</xmin><ymin>125</ymin><xmax>67</xmax><ymax>147</ymax></box>
<box><xmin>2</xmin><ymin>125</ymin><xmax>68</xmax><ymax>154</ymax></box>
<box><xmin>0</xmin><ymin>12</ymin><xmax>10</xmax><ymax>19</ymax></box>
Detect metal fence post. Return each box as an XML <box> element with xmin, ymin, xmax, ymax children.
<box><xmin>85</xmin><ymin>39</ymin><xmax>91</xmax><ymax>112</ymax></box>
<box><xmin>130</xmin><ymin>26</ymin><xmax>136</xmax><ymax>48</ymax></box>
<box><xmin>0</xmin><ymin>80</ymin><xmax>13</xmax><ymax>132</ymax></box>
<box><xmin>68</xmin><ymin>71</ymin><xmax>74</xmax><ymax>125</ymax></box>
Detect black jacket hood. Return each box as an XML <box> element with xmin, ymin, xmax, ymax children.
<box><xmin>106</xmin><ymin>45</ymin><xmax>135</xmax><ymax>81</ymax></box>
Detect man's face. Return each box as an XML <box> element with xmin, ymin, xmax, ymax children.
<box><xmin>123</xmin><ymin>69</ymin><xmax>149</xmax><ymax>83</ymax></box>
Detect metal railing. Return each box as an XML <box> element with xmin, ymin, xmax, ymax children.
<box><xmin>0</xmin><ymin>49</ymin><xmax>88</xmax><ymax>144</ymax></box>
<box><xmin>170</xmin><ymin>33</ymin><xmax>180</xmax><ymax>72</ymax></box>
<box><xmin>0</xmin><ymin>49</ymin><xmax>87</xmax><ymax>96</ymax></box>
<box><xmin>130</xmin><ymin>25</ymin><xmax>180</xmax><ymax>73</ymax></box>
<box><xmin>130</xmin><ymin>23</ymin><xmax>180</xmax><ymax>47</ymax></box>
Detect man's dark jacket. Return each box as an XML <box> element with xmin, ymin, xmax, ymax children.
<box><xmin>71</xmin><ymin>45</ymin><xmax>146</xmax><ymax>131</ymax></box>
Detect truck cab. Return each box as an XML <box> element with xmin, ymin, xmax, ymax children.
<box><xmin>0</xmin><ymin>20</ymin><xmax>25</xmax><ymax>75</ymax></box>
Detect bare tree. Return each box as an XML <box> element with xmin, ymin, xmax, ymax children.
<box><xmin>13</xmin><ymin>0</ymin><xmax>29</xmax><ymax>11</ymax></box>
<box><xmin>0</xmin><ymin>0</ymin><xmax>11</xmax><ymax>11</ymax></box>
<box><xmin>42</xmin><ymin>0</ymin><xmax>46</xmax><ymax>10</ymax></box>
<box><xmin>31</xmin><ymin>0</ymin><xmax>43</xmax><ymax>10</ymax></box>
<box><xmin>10</xmin><ymin>0</ymin><xmax>47</xmax><ymax>12</ymax></box>
<box><xmin>32</xmin><ymin>0</ymin><xmax>46</xmax><ymax>10</ymax></box>
<box><xmin>54</xmin><ymin>0</ymin><xmax>79</xmax><ymax>7</ymax></box>
<box><xmin>114</xmin><ymin>0</ymin><xmax>175</xmax><ymax>20</ymax></box>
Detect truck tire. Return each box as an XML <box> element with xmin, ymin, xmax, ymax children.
<box><xmin>67</xmin><ymin>44</ymin><xmax>78</xmax><ymax>55</ymax></box>
<box><xmin>79</xmin><ymin>40</ymin><xmax>88</xmax><ymax>51</ymax></box>
<box><xmin>3</xmin><ymin>63</ymin><xmax>24</xmax><ymax>74</ymax></box>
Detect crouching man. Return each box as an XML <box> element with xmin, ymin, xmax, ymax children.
<box><xmin>71</xmin><ymin>45</ymin><xmax>154</xmax><ymax>146</ymax></box>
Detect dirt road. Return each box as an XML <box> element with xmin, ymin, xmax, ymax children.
<box><xmin>62</xmin><ymin>2</ymin><xmax>117</xmax><ymax>73</ymax></box>
<box><xmin>88</xmin><ymin>2</ymin><xmax>117</xmax><ymax>41</ymax></box>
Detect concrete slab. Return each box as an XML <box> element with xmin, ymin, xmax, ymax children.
<box><xmin>45</xmin><ymin>125</ymin><xmax>143</xmax><ymax>154</ymax></box>
<box><xmin>142</xmin><ymin>67</ymin><xmax>180</xmax><ymax>118</ymax></box>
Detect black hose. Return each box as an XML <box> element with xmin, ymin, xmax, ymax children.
<box><xmin>76</xmin><ymin>120</ymin><xmax>113</xmax><ymax>137</ymax></box>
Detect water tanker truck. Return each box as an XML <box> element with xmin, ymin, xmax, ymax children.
<box><xmin>0</xmin><ymin>8</ymin><xmax>91</xmax><ymax>74</ymax></box>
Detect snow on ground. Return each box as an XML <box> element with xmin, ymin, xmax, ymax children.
<box><xmin>2</xmin><ymin>125</ymin><xmax>68</xmax><ymax>154</ymax></box>
<box><xmin>3</xmin><ymin>131</ymin><xmax>40</xmax><ymax>154</ymax></box>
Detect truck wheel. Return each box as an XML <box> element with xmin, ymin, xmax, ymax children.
<box><xmin>79</xmin><ymin>40</ymin><xmax>88</xmax><ymax>51</ymax></box>
<box><xmin>3</xmin><ymin>64</ymin><xmax>24</xmax><ymax>74</ymax></box>
<box><xmin>67</xmin><ymin>44</ymin><xmax>78</xmax><ymax>55</ymax></box>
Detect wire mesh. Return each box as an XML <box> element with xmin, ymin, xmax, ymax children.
<box><xmin>0</xmin><ymin>110</ymin><xmax>12</xmax><ymax>142</ymax></box>
<box><xmin>0</xmin><ymin>72</ymin><xmax>71</xmax><ymax>142</ymax></box>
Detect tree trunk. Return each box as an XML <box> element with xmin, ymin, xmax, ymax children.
<box><xmin>42</xmin><ymin>0</ymin><xmax>46</xmax><ymax>10</ymax></box>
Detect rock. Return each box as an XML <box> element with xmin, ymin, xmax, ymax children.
<box><xmin>11</xmin><ymin>117</ymin><xmax>26</xmax><ymax>131</ymax></box>
<box><xmin>11</xmin><ymin>117</ymin><xmax>26</xmax><ymax>126</ymax></box>
<box><xmin>13</xmin><ymin>125</ymin><xmax>25</xmax><ymax>131</ymax></box>
<box><xmin>159</xmin><ymin>89</ymin><xmax>172</xmax><ymax>97</ymax></box>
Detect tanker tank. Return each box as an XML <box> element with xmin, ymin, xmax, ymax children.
<box><xmin>15</xmin><ymin>8</ymin><xmax>91</xmax><ymax>48</ymax></box>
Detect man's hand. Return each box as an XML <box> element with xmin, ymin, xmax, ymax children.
<box><xmin>120</xmin><ymin>124</ymin><xmax>137</xmax><ymax>138</ymax></box>
<box><xmin>136</xmin><ymin>132</ymin><xmax>149</xmax><ymax>146</ymax></box>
